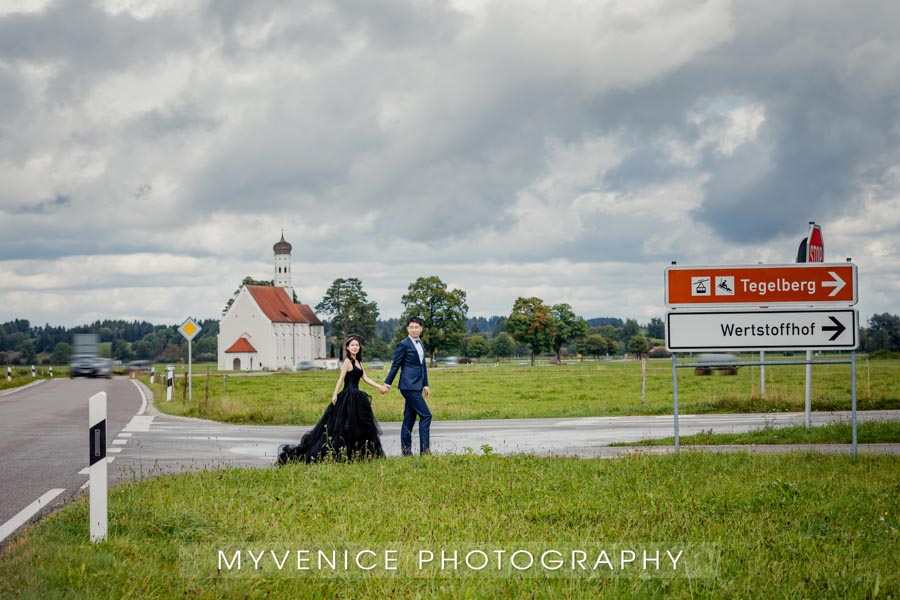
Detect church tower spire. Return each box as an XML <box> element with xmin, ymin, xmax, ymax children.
<box><xmin>273</xmin><ymin>231</ymin><xmax>294</xmax><ymax>300</ymax></box>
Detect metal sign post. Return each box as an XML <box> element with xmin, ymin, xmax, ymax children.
<box><xmin>178</xmin><ymin>318</ymin><xmax>202</xmax><ymax>403</ymax></box>
<box><xmin>89</xmin><ymin>392</ymin><xmax>107</xmax><ymax>542</ymax></box>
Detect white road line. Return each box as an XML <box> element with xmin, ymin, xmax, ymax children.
<box><xmin>112</xmin><ymin>439</ymin><xmax>127</xmax><ymax>446</ymax></box>
<box><xmin>118</xmin><ymin>433</ymin><xmax>133</xmax><ymax>438</ymax></box>
<box><xmin>123</xmin><ymin>415</ymin><xmax>154</xmax><ymax>432</ymax></box>
<box><xmin>0</xmin><ymin>379</ymin><xmax>46</xmax><ymax>398</ymax></box>
<box><xmin>129</xmin><ymin>379</ymin><xmax>148</xmax><ymax>415</ymax></box>
<box><xmin>78</xmin><ymin>457</ymin><xmax>116</xmax><ymax>475</ymax></box>
<box><xmin>107</xmin><ymin>447</ymin><xmax>122</xmax><ymax>453</ymax></box>
<box><xmin>0</xmin><ymin>488</ymin><xmax>65</xmax><ymax>544</ymax></box>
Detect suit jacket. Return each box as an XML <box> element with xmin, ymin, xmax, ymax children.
<box><xmin>384</xmin><ymin>337</ymin><xmax>429</xmax><ymax>391</ymax></box>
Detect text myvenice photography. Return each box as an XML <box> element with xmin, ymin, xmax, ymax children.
<box><xmin>180</xmin><ymin>542</ymin><xmax>720</xmax><ymax>579</ymax></box>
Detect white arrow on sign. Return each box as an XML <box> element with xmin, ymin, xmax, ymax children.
<box><xmin>822</xmin><ymin>271</ymin><xmax>846</xmax><ymax>297</ymax></box>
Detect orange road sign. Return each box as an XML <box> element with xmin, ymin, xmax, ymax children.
<box><xmin>665</xmin><ymin>263</ymin><xmax>857</xmax><ymax>307</ymax></box>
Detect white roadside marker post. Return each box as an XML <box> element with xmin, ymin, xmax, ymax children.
<box><xmin>89</xmin><ymin>392</ymin><xmax>107</xmax><ymax>542</ymax></box>
<box><xmin>166</xmin><ymin>366</ymin><xmax>174</xmax><ymax>401</ymax></box>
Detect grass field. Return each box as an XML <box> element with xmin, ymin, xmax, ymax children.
<box><xmin>0</xmin><ymin>453</ymin><xmax>896</xmax><ymax>599</ymax></box>
<box><xmin>147</xmin><ymin>357</ymin><xmax>900</xmax><ymax>425</ymax></box>
<box><xmin>618</xmin><ymin>419</ymin><xmax>900</xmax><ymax>446</ymax></box>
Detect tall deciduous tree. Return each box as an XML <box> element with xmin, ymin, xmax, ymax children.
<box><xmin>51</xmin><ymin>342</ymin><xmax>72</xmax><ymax>365</ymax></box>
<box><xmin>866</xmin><ymin>313</ymin><xmax>900</xmax><ymax>352</ymax></box>
<box><xmin>316</xmin><ymin>278</ymin><xmax>379</xmax><ymax>356</ymax></box>
<box><xmin>395</xmin><ymin>276</ymin><xmax>469</xmax><ymax>365</ymax></box>
<box><xmin>506</xmin><ymin>297</ymin><xmax>556</xmax><ymax>366</ymax></box>
<box><xmin>550</xmin><ymin>303</ymin><xmax>588</xmax><ymax>361</ymax></box>
<box><xmin>491</xmin><ymin>332</ymin><xmax>515</xmax><ymax>358</ymax></box>
<box><xmin>580</xmin><ymin>334</ymin><xmax>610</xmax><ymax>359</ymax></box>
<box><xmin>464</xmin><ymin>335</ymin><xmax>491</xmax><ymax>360</ymax></box>
<box><xmin>645</xmin><ymin>317</ymin><xmax>665</xmax><ymax>340</ymax></box>
<box><xmin>628</xmin><ymin>335</ymin><xmax>651</xmax><ymax>357</ymax></box>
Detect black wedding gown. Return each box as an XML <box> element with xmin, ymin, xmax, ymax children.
<box><xmin>276</xmin><ymin>363</ymin><xmax>384</xmax><ymax>464</ymax></box>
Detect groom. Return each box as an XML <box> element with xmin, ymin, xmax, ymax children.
<box><xmin>382</xmin><ymin>316</ymin><xmax>432</xmax><ymax>455</ymax></box>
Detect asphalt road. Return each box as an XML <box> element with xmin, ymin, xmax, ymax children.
<box><xmin>1</xmin><ymin>377</ymin><xmax>897</xmax><ymax>546</ymax></box>
<box><xmin>0</xmin><ymin>376</ymin><xmax>143</xmax><ymax>543</ymax></box>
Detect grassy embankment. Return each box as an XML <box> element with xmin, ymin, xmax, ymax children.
<box><xmin>0</xmin><ymin>453</ymin><xmax>896</xmax><ymax>599</ymax></box>
<box><xmin>147</xmin><ymin>357</ymin><xmax>900</xmax><ymax>425</ymax></box>
<box><xmin>617</xmin><ymin>420</ymin><xmax>900</xmax><ymax>446</ymax></box>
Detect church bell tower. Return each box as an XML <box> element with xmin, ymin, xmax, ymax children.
<box><xmin>273</xmin><ymin>231</ymin><xmax>293</xmax><ymax>300</ymax></box>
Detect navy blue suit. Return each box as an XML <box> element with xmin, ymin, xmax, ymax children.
<box><xmin>385</xmin><ymin>337</ymin><xmax>431</xmax><ymax>454</ymax></box>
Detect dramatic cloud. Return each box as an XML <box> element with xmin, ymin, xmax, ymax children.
<box><xmin>0</xmin><ymin>0</ymin><xmax>898</xmax><ymax>327</ymax></box>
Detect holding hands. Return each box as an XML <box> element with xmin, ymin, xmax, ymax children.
<box><xmin>379</xmin><ymin>385</ymin><xmax>388</xmax><ymax>395</ymax></box>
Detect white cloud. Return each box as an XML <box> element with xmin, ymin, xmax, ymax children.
<box><xmin>0</xmin><ymin>0</ymin><xmax>898</xmax><ymax>329</ymax></box>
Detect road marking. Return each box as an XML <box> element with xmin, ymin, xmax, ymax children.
<box><xmin>129</xmin><ymin>379</ymin><xmax>148</xmax><ymax>415</ymax></box>
<box><xmin>107</xmin><ymin>447</ymin><xmax>122</xmax><ymax>453</ymax></box>
<box><xmin>0</xmin><ymin>379</ymin><xmax>46</xmax><ymax>398</ymax></box>
<box><xmin>118</xmin><ymin>433</ymin><xmax>133</xmax><ymax>438</ymax></box>
<box><xmin>123</xmin><ymin>415</ymin><xmax>154</xmax><ymax>432</ymax></box>
<box><xmin>78</xmin><ymin>457</ymin><xmax>116</xmax><ymax>475</ymax></box>
<box><xmin>112</xmin><ymin>439</ymin><xmax>127</xmax><ymax>446</ymax></box>
<box><xmin>0</xmin><ymin>488</ymin><xmax>65</xmax><ymax>544</ymax></box>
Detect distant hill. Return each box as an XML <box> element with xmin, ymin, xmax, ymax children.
<box><xmin>586</xmin><ymin>317</ymin><xmax>625</xmax><ymax>328</ymax></box>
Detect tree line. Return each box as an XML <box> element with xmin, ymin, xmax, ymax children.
<box><xmin>3</xmin><ymin>277</ymin><xmax>897</xmax><ymax>366</ymax></box>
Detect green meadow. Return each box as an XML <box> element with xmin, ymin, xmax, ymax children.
<box><xmin>619</xmin><ymin>419</ymin><xmax>900</xmax><ymax>446</ymax></box>
<box><xmin>149</xmin><ymin>357</ymin><xmax>900</xmax><ymax>425</ymax></box>
<box><xmin>0</xmin><ymin>453</ymin><xmax>896</xmax><ymax>599</ymax></box>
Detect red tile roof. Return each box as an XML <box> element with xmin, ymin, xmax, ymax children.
<box><xmin>296</xmin><ymin>303</ymin><xmax>323</xmax><ymax>326</ymax></box>
<box><xmin>225</xmin><ymin>337</ymin><xmax>257</xmax><ymax>353</ymax></box>
<box><xmin>246</xmin><ymin>285</ymin><xmax>323</xmax><ymax>325</ymax></box>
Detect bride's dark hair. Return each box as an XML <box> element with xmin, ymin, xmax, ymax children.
<box><xmin>344</xmin><ymin>337</ymin><xmax>363</xmax><ymax>363</ymax></box>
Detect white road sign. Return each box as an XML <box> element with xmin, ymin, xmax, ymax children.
<box><xmin>666</xmin><ymin>309</ymin><xmax>858</xmax><ymax>352</ymax></box>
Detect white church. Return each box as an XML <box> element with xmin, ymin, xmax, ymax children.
<box><xmin>217</xmin><ymin>234</ymin><xmax>327</xmax><ymax>371</ymax></box>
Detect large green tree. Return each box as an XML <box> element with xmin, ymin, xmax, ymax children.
<box><xmin>579</xmin><ymin>334</ymin><xmax>611</xmax><ymax>359</ymax></box>
<box><xmin>866</xmin><ymin>313</ymin><xmax>900</xmax><ymax>352</ymax></box>
<box><xmin>395</xmin><ymin>276</ymin><xmax>468</xmax><ymax>365</ymax></box>
<box><xmin>628</xmin><ymin>335</ymin><xmax>651</xmax><ymax>357</ymax></box>
<box><xmin>464</xmin><ymin>335</ymin><xmax>491</xmax><ymax>360</ymax></box>
<box><xmin>51</xmin><ymin>342</ymin><xmax>72</xmax><ymax>365</ymax></box>
<box><xmin>550</xmin><ymin>303</ymin><xmax>588</xmax><ymax>361</ymax></box>
<box><xmin>491</xmin><ymin>332</ymin><xmax>515</xmax><ymax>358</ymax></box>
<box><xmin>316</xmin><ymin>278</ymin><xmax>379</xmax><ymax>356</ymax></box>
<box><xmin>506</xmin><ymin>297</ymin><xmax>556</xmax><ymax>366</ymax></box>
<box><xmin>645</xmin><ymin>317</ymin><xmax>665</xmax><ymax>340</ymax></box>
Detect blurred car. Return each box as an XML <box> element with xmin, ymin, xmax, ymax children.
<box><xmin>294</xmin><ymin>361</ymin><xmax>326</xmax><ymax>371</ymax></box>
<box><xmin>124</xmin><ymin>360</ymin><xmax>152</xmax><ymax>375</ymax></box>
<box><xmin>70</xmin><ymin>355</ymin><xmax>113</xmax><ymax>379</ymax></box>
<box><xmin>367</xmin><ymin>360</ymin><xmax>384</xmax><ymax>370</ymax></box>
<box><xmin>70</xmin><ymin>355</ymin><xmax>97</xmax><ymax>378</ymax></box>
<box><xmin>95</xmin><ymin>358</ymin><xmax>113</xmax><ymax>379</ymax></box>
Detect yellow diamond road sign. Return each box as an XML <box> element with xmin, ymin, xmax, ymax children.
<box><xmin>178</xmin><ymin>317</ymin><xmax>201</xmax><ymax>341</ymax></box>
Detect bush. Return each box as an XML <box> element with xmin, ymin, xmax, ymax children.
<box><xmin>869</xmin><ymin>349</ymin><xmax>900</xmax><ymax>360</ymax></box>
<box><xmin>649</xmin><ymin>347</ymin><xmax>671</xmax><ymax>358</ymax></box>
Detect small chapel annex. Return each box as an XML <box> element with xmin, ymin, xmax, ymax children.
<box><xmin>217</xmin><ymin>234</ymin><xmax>327</xmax><ymax>371</ymax></box>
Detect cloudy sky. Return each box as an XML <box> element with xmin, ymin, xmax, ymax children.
<box><xmin>1</xmin><ymin>0</ymin><xmax>898</xmax><ymax>328</ymax></box>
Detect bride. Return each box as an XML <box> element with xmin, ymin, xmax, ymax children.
<box><xmin>277</xmin><ymin>337</ymin><xmax>386</xmax><ymax>464</ymax></box>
